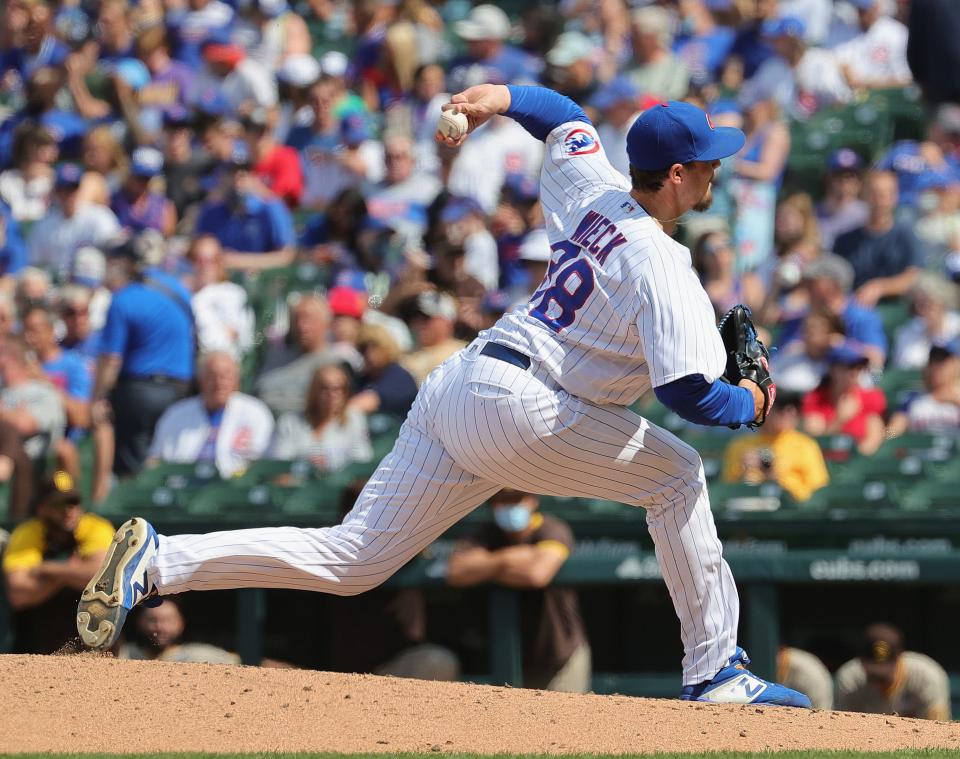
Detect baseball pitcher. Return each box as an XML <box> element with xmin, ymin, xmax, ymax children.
<box><xmin>77</xmin><ymin>84</ymin><xmax>807</xmax><ymax>706</ymax></box>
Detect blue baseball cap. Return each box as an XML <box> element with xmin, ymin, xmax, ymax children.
<box><xmin>828</xmin><ymin>148</ymin><xmax>863</xmax><ymax>173</ymax></box>
<box><xmin>55</xmin><ymin>163</ymin><xmax>84</xmax><ymax>188</ymax></box>
<box><xmin>589</xmin><ymin>76</ymin><xmax>639</xmax><ymax>111</ymax></box>
<box><xmin>340</xmin><ymin>113</ymin><xmax>369</xmax><ymax>146</ymax></box>
<box><xmin>626</xmin><ymin>101</ymin><xmax>745</xmax><ymax>172</ymax></box>
<box><xmin>848</xmin><ymin>0</ymin><xmax>878</xmax><ymax>9</ymax></box>
<box><xmin>762</xmin><ymin>15</ymin><xmax>806</xmax><ymax>39</ymax></box>
<box><xmin>130</xmin><ymin>146</ymin><xmax>164</xmax><ymax>177</ymax></box>
<box><xmin>827</xmin><ymin>342</ymin><xmax>870</xmax><ymax>367</ymax></box>
<box><xmin>440</xmin><ymin>196</ymin><xmax>483</xmax><ymax>224</ymax></box>
<box><xmin>502</xmin><ymin>172</ymin><xmax>539</xmax><ymax>202</ymax></box>
<box><xmin>163</xmin><ymin>104</ymin><xmax>193</xmax><ymax>128</ymax></box>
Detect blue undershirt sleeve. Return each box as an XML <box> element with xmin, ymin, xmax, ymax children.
<box><xmin>654</xmin><ymin>374</ymin><xmax>757</xmax><ymax>428</ymax></box>
<box><xmin>504</xmin><ymin>85</ymin><xmax>591</xmax><ymax>142</ymax></box>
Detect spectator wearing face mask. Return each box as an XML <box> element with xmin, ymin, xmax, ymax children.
<box><xmin>447</xmin><ymin>488</ymin><xmax>590</xmax><ymax>693</ymax></box>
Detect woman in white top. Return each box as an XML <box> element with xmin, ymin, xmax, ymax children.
<box><xmin>0</xmin><ymin>125</ymin><xmax>56</xmax><ymax>222</ymax></box>
<box><xmin>187</xmin><ymin>235</ymin><xmax>254</xmax><ymax>360</ymax></box>
<box><xmin>892</xmin><ymin>273</ymin><xmax>960</xmax><ymax>370</ymax></box>
<box><xmin>271</xmin><ymin>364</ymin><xmax>373</xmax><ymax>472</ymax></box>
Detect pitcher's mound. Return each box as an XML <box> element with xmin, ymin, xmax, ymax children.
<box><xmin>2</xmin><ymin>654</ymin><xmax>958</xmax><ymax>754</ymax></box>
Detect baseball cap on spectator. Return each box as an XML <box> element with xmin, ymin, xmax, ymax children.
<box><xmin>626</xmin><ymin>101</ymin><xmax>745</xmax><ymax>172</ymax></box>
<box><xmin>827</xmin><ymin>148</ymin><xmax>863</xmax><ymax>174</ymax></box>
<box><xmin>203</xmin><ymin>31</ymin><xmax>246</xmax><ymax>67</ymax></box>
<box><xmin>827</xmin><ymin>342</ymin><xmax>870</xmax><ymax>367</ymax></box>
<box><xmin>319</xmin><ymin>51</ymin><xmax>349</xmax><ymax>79</ymax></box>
<box><xmin>848</xmin><ymin>0</ymin><xmax>878</xmax><ymax>9</ymax></box>
<box><xmin>761</xmin><ymin>16</ymin><xmax>806</xmax><ymax>39</ymax></box>
<box><xmin>130</xmin><ymin>146</ymin><xmax>164</xmax><ymax>178</ymax></box>
<box><xmin>917</xmin><ymin>166</ymin><xmax>960</xmax><ymax>192</ymax></box>
<box><xmin>440</xmin><ymin>196</ymin><xmax>483</xmax><ymax>225</ymax></box>
<box><xmin>328</xmin><ymin>286</ymin><xmax>367</xmax><ymax>320</ymax></box>
<box><xmin>107</xmin><ymin>58</ymin><xmax>151</xmax><ymax>91</ymax></box>
<box><xmin>72</xmin><ymin>246</ymin><xmax>106</xmax><ymax>288</ymax></box>
<box><xmin>256</xmin><ymin>0</ymin><xmax>287</xmax><ymax>17</ymax></box>
<box><xmin>242</xmin><ymin>107</ymin><xmax>271</xmax><ymax>132</ymax></box>
<box><xmin>413</xmin><ymin>291</ymin><xmax>457</xmax><ymax>320</ymax></box>
<box><xmin>55</xmin><ymin>7</ymin><xmax>92</xmax><ymax>46</ymax></box>
<box><xmin>929</xmin><ymin>340</ymin><xmax>960</xmax><ymax>362</ymax></box>
<box><xmin>194</xmin><ymin>88</ymin><xmax>232</xmax><ymax>118</ymax></box>
<box><xmin>340</xmin><ymin>113</ymin><xmax>369</xmax><ymax>146</ymax></box>
<box><xmin>55</xmin><ymin>163</ymin><xmax>84</xmax><ymax>189</ymax></box>
<box><xmin>454</xmin><ymin>5</ymin><xmax>511</xmax><ymax>41</ymax></box>
<box><xmin>502</xmin><ymin>173</ymin><xmax>539</xmax><ymax>204</ymax></box>
<box><xmin>589</xmin><ymin>76</ymin><xmax>639</xmax><ymax>111</ymax></box>
<box><xmin>34</xmin><ymin>470</ymin><xmax>83</xmax><ymax>510</ymax></box>
<box><xmin>632</xmin><ymin>6</ymin><xmax>672</xmax><ymax>48</ymax></box>
<box><xmin>163</xmin><ymin>104</ymin><xmax>193</xmax><ymax>128</ymax></box>
<box><xmin>934</xmin><ymin>104</ymin><xmax>960</xmax><ymax>136</ymax></box>
<box><xmin>546</xmin><ymin>32</ymin><xmax>595</xmax><ymax>67</ymax></box>
<box><xmin>278</xmin><ymin>54</ymin><xmax>321</xmax><ymax>88</ymax></box>
<box><xmin>859</xmin><ymin>623</ymin><xmax>903</xmax><ymax>682</ymax></box>
<box><xmin>801</xmin><ymin>253</ymin><xmax>855</xmax><ymax>294</ymax></box>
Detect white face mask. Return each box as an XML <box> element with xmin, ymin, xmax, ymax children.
<box><xmin>493</xmin><ymin>504</ymin><xmax>532</xmax><ymax>532</ymax></box>
<box><xmin>917</xmin><ymin>191</ymin><xmax>941</xmax><ymax>215</ymax></box>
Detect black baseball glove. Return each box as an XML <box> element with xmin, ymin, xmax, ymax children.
<box><xmin>717</xmin><ymin>304</ymin><xmax>776</xmax><ymax>429</ymax></box>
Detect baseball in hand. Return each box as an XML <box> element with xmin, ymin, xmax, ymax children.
<box><xmin>437</xmin><ymin>109</ymin><xmax>469</xmax><ymax>141</ymax></box>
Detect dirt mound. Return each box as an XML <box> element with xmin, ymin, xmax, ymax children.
<box><xmin>2</xmin><ymin>654</ymin><xmax>958</xmax><ymax>754</ymax></box>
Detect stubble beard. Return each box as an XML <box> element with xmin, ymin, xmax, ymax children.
<box><xmin>693</xmin><ymin>184</ymin><xmax>714</xmax><ymax>213</ymax></box>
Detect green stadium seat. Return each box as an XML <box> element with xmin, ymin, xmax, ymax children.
<box><xmin>821</xmin><ymin>480</ymin><xmax>903</xmax><ymax>513</ymax></box>
<box><xmin>901</xmin><ymin>481</ymin><xmax>960</xmax><ymax>512</ymax></box>
<box><xmin>135</xmin><ymin>461</ymin><xmax>220</xmax><ymax>490</ymax></box>
<box><xmin>708</xmin><ymin>482</ymin><xmax>786</xmax><ymax>514</ymax></box>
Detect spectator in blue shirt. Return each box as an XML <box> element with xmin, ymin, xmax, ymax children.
<box><xmin>111</xmin><ymin>146</ymin><xmax>177</xmax><ymax>236</ymax></box>
<box><xmin>21</xmin><ymin>304</ymin><xmax>92</xmax><ymax>476</ymax></box>
<box><xmin>0</xmin><ymin>67</ymin><xmax>88</xmax><ymax>166</ymax></box>
<box><xmin>0</xmin><ymin>201</ymin><xmax>27</xmax><ymax>280</ymax></box>
<box><xmin>92</xmin><ymin>233</ymin><xmax>195</xmax><ymax>494</ymax></box>
<box><xmin>447</xmin><ymin>5</ymin><xmax>541</xmax><ymax>93</ymax></box>
<box><xmin>833</xmin><ymin>170</ymin><xmax>924</xmax><ymax>306</ymax></box>
<box><xmin>194</xmin><ymin>146</ymin><xmax>296</xmax><ymax>272</ymax></box>
<box><xmin>779</xmin><ymin>253</ymin><xmax>888</xmax><ymax>369</ymax></box>
<box><xmin>0</xmin><ymin>0</ymin><xmax>69</xmax><ymax>99</ymax></box>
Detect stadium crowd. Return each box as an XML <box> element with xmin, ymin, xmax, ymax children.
<box><xmin>0</xmin><ymin>0</ymin><xmax>958</xmax><ymax>713</ymax></box>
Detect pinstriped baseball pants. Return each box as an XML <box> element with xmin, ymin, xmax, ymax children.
<box><xmin>151</xmin><ymin>340</ymin><xmax>739</xmax><ymax>685</ymax></box>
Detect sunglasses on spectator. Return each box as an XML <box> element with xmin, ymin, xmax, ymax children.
<box><xmin>63</xmin><ymin>308</ymin><xmax>89</xmax><ymax>317</ymax></box>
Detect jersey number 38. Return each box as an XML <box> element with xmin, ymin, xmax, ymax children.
<box><xmin>530</xmin><ymin>241</ymin><xmax>596</xmax><ymax>331</ymax></box>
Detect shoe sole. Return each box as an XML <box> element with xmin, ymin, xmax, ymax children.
<box><xmin>76</xmin><ymin>518</ymin><xmax>152</xmax><ymax>650</ymax></box>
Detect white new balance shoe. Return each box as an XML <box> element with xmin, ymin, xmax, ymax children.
<box><xmin>76</xmin><ymin>517</ymin><xmax>160</xmax><ymax>650</ymax></box>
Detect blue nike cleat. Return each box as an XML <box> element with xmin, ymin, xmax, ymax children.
<box><xmin>76</xmin><ymin>517</ymin><xmax>160</xmax><ymax>650</ymax></box>
<box><xmin>680</xmin><ymin>647</ymin><xmax>812</xmax><ymax>707</ymax></box>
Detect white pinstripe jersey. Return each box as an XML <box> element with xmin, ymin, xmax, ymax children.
<box><xmin>485</xmin><ymin>119</ymin><xmax>727</xmax><ymax>407</ymax></box>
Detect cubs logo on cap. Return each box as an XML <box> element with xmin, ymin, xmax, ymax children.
<box><xmin>563</xmin><ymin>128</ymin><xmax>599</xmax><ymax>157</ymax></box>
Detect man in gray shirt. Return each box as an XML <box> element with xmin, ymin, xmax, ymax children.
<box><xmin>0</xmin><ymin>336</ymin><xmax>66</xmax><ymax>516</ymax></box>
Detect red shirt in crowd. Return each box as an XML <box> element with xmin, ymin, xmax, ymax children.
<box><xmin>254</xmin><ymin>145</ymin><xmax>304</xmax><ymax>208</ymax></box>
<box><xmin>802</xmin><ymin>384</ymin><xmax>887</xmax><ymax>442</ymax></box>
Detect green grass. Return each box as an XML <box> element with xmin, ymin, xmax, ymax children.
<box><xmin>3</xmin><ymin>752</ymin><xmax>960</xmax><ymax>758</ymax></box>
